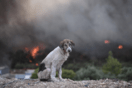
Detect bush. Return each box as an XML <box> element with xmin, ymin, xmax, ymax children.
<box><xmin>31</xmin><ymin>68</ymin><xmax>75</xmax><ymax>79</ymax></box>
<box><xmin>14</xmin><ymin>63</ymin><xmax>38</xmax><ymax>69</ymax></box>
<box><xmin>56</xmin><ymin>69</ymin><xmax>76</xmax><ymax>79</ymax></box>
<box><xmin>64</xmin><ymin>63</ymin><xmax>94</xmax><ymax>72</ymax></box>
<box><xmin>64</xmin><ymin>63</ymin><xmax>80</xmax><ymax>72</ymax></box>
<box><xmin>64</xmin><ymin>63</ymin><xmax>87</xmax><ymax>72</ymax></box>
<box><xmin>31</xmin><ymin>73</ymin><xmax>38</xmax><ymax>79</ymax></box>
<box><xmin>15</xmin><ymin>63</ymin><xmax>25</xmax><ymax>69</ymax></box>
<box><xmin>74</xmin><ymin>65</ymin><xmax>103</xmax><ymax>80</ymax></box>
<box><xmin>103</xmin><ymin>72</ymin><xmax>116</xmax><ymax>79</ymax></box>
<box><xmin>118</xmin><ymin>67</ymin><xmax>132</xmax><ymax>81</ymax></box>
<box><xmin>31</xmin><ymin>68</ymin><xmax>39</xmax><ymax>79</ymax></box>
<box><xmin>102</xmin><ymin>51</ymin><xmax>122</xmax><ymax>76</ymax></box>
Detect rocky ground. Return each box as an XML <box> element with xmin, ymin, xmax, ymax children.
<box><xmin>0</xmin><ymin>77</ymin><xmax>132</xmax><ymax>88</ymax></box>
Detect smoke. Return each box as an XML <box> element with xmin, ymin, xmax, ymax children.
<box><xmin>8</xmin><ymin>0</ymin><xmax>131</xmax><ymax>45</ymax></box>
<box><xmin>0</xmin><ymin>0</ymin><xmax>132</xmax><ymax>65</ymax></box>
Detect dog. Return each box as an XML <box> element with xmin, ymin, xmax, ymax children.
<box><xmin>37</xmin><ymin>39</ymin><xmax>75</xmax><ymax>82</ymax></box>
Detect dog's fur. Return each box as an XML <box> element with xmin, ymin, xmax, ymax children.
<box><xmin>37</xmin><ymin>39</ymin><xmax>75</xmax><ymax>82</ymax></box>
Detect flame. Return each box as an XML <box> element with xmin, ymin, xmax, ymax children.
<box><xmin>25</xmin><ymin>47</ymin><xmax>29</xmax><ymax>52</ymax></box>
<box><xmin>31</xmin><ymin>46</ymin><xmax>39</xmax><ymax>59</ymax></box>
<box><xmin>29</xmin><ymin>60</ymin><xmax>32</xmax><ymax>63</ymax></box>
<box><xmin>24</xmin><ymin>43</ymin><xmax>46</xmax><ymax>59</ymax></box>
<box><xmin>118</xmin><ymin>45</ymin><xmax>123</xmax><ymax>49</ymax></box>
<box><xmin>104</xmin><ymin>40</ymin><xmax>110</xmax><ymax>44</ymax></box>
<box><xmin>36</xmin><ymin>63</ymin><xmax>39</xmax><ymax>66</ymax></box>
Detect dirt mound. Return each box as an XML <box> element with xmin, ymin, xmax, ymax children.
<box><xmin>0</xmin><ymin>77</ymin><xmax>132</xmax><ymax>88</ymax></box>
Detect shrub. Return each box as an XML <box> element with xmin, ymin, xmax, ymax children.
<box><xmin>64</xmin><ymin>63</ymin><xmax>84</xmax><ymax>72</ymax></box>
<box><xmin>31</xmin><ymin>68</ymin><xmax>39</xmax><ymax>79</ymax></box>
<box><xmin>56</xmin><ymin>69</ymin><xmax>76</xmax><ymax>79</ymax></box>
<box><xmin>64</xmin><ymin>63</ymin><xmax>92</xmax><ymax>72</ymax></box>
<box><xmin>102</xmin><ymin>51</ymin><xmax>122</xmax><ymax>76</ymax></box>
<box><xmin>118</xmin><ymin>67</ymin><xmax>132</xmax><ymax>81</ymax></box>
<box><xmin>14</xmin><ymin>63</ymin><xmax>38</xmax><ymax>69</ymax></box>
<box><xmin>62</xmin><ymin>69</ymin><xmax>76</xmax><ymax>79</ymax></box>
<box><xmin>15</xmin><ymin>63</ymin><xmax>25</xmax><ymax>69</ymax></box>
<box><xmin>74</xmin><ymin>65</ymin><xmax>103</xmax><ymax>80</ymax></box>
<box><xmin>31</xmin><ymin>73</ymin><xmax>38</xmax><ymax>79</ymax></box>
<box><xmin>103</xmin><ymin>72</ymin><xmax>116</xmax><ymax>79</ymax></box>
<box><xmin>64</xmin><ymin>63</ymin><xmax>80</xmax><ymax>71</ymax></box>
<box><xmin>31</xmin><ymin>68</ymin><xmax>75</xmax><ymax>79</ymax></box>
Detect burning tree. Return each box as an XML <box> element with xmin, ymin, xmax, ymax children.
<box><xmin>10</xmin><ymin>44</ymin><xmax>46</xmax><ymax>69</ymax></box>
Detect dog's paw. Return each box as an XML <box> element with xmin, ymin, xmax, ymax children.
<box><xmin>59</xmin><ymin>78</ymin><xmax>65</xmax><ymax>82</ymax></box>
<box><xmin>51</xmin><ymin>78</ymin><xmax>60</xmax><ymax>82</ymax></box>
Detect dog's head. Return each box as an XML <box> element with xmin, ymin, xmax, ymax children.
<box><xmin>59</xmin><ymin>39</ymin><xmax>75</xmax><ymax>53</ymax></box>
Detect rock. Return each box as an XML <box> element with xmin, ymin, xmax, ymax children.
<box><xmin>84</xmin><ymin>83</ymin><xmax>90</xmax><ymax>87</ymax></box>
<box><xmin>0</xmin><ymin>77</ymin><xmax>132</xmax><ymax>88</ymax></box>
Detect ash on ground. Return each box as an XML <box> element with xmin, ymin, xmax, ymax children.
<box><xmin>0</xmin><ymin>77</ymin><xmax>132</xmax><ymax>88</ymax></box>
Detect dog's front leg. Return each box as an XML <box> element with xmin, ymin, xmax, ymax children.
<box><xmin>58</xmin><ymin>67</ymin><xmax>65</xmax><ymax>81</ymax></box>
<box><xmin>50</xmin><ymin>64</ymin><xmax>59</xmax><ymax>82</ymax></box>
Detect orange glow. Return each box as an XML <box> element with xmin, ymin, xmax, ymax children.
<box><xmin>25</xmin><ymin>47</ymin><xmax>29</xmax><ymax>52</ymax></box>
<box><xmin>104</xmin><ymin>40</ymin><xmax>110</xmax><ymax>44</ymax></box>
<box><xmin>24</xmin><ymin>43</ymin><xmax>45</xmax><ymax>59</ymax></box>
<box><xmin>31</xmin><ymin>46</ymin><xmax>39</xmax><ymax>59</ymax></box>
<box><xmin>118</xmin><ymin>45</ymin><xmax>123</xmax><ymax>49</ymax></box>
<box><xmin>36</xmin><ymin>63</ymin><xmax>39</xmax><ymax>66</ymax></box>
<box><xmin>29</xmin><ymin>60</ymin><xmax>32</xmax><ymax>63</ymax></box>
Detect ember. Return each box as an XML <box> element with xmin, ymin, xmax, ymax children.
<box><xmin>25</xmin><ymin>47</ymin><xmax>29</xmax><ymax>52</ymax></box>
<box><xmin>118</xmin><ymin>45</ymin><xmax>123</xmax><ymax>49</ymax></box>
<box><xmin>36</xmin><ymin>63</ymin><xmax>39</xmax><ymax>66</ymax></box>
<box><xmin>104</xmin><ymin>40</ymin><xmax>110</xmax><ymax>44</ymax></box>
<box><xmin>29</xmin><ymin>60</ymin><xmax>32</xmax><ymax>63</ymax></box>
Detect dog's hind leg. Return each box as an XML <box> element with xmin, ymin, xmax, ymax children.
<box><xmin>38</xmin><ymin>63</ymin><xmax>51</xmax><ymax>81</ymax></box>
<box><xmin>38</xmin><ymin>68</ymin><xmax>51</xmax><ymax>81</ymax></box>
<box><xmin>43</xmin><ymin>68</ymin><xmax>51</xmax><ymax>79</ymax></box>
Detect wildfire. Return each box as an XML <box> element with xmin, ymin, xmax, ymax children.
<box><xmin>36</xmin><ymin>63</ymin><xmax>39</xmax><ymax>66</ymax></box>
<box><xmin>104</xmin><ymin>40</ymin><xmax>110</xmax><ymax>44</ymax></box>
<box><xmin>25</xmin><ymin>47</ymin><xmax>29</xmax><ymax>52</ymax></box>
<box><xmin>118</xmin><ymin>45</ymin><xmax>123</xmax><ymax>49</ymax></box>
<box><xmin>31</xmin><ymin>46</ymin><xmax>39</xmax><ymax>59</ymax></box>
<box><xmin>24</xmin><ymin>43</ymin><xmax>45</xmax><ymax>59</ymax></box>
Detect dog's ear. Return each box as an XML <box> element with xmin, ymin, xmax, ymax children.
<box><xmin>59</xmin><ymin>41</ymin><xmax>64</xmax><ymax>49</ymax></box>
<box><xmin>70</xmin><ymin>40</ymin><xmax>75</xmax><ymax>46</ymax></box>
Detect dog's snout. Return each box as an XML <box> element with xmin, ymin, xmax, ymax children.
<box><xmin>66</xmin><ymin>47</ymin><xmax>72</xmax><ymax>53</ymax></box>
<box><xmin>68</xmin><ymin>50</ymin><xmax>71</xmax><ymax>52</ymax></box>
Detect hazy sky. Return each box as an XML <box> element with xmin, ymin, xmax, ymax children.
<box><xmin>0</xmin><ymin>0</ymin><xmax>132</xmax><ymax>65</ymax></box>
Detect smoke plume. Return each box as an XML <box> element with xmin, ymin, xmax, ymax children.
<box><xmin>0</xmin><ymin>0</ymin><xmax>132</xmax><ymax>65</ymax></box>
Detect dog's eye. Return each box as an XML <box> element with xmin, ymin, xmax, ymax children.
<box><xmin>64</xmin><ymin>44</ymin><xmax>67</xmax><ymax>46</ymax></box>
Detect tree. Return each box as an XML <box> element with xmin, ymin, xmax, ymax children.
<box><xmin>102</xmin><ymin>51</ymin><xmax>122</xmax><ymax>76</ymax></box>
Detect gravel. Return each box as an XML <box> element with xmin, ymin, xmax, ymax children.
<box><xmin>0</xmin><ymin>77</ymin><xmax>132</xmax><ymax>88</ymax></box>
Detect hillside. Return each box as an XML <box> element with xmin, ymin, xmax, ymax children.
<box><xmin>0</xmin><ymin>77</ymin><xmax>132</xmax><ymax>88</ymax></box>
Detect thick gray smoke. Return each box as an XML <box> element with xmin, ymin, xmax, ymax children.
<box><xmin>0</xmin><ymin>0</ymin><xmax>132</xmax><ymax>65</ymax></box>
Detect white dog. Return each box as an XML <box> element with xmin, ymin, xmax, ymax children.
<box><xmin>37</xmin><ymin>39</ymin><xmax>75</xmax><ymax>82</ymax></box>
